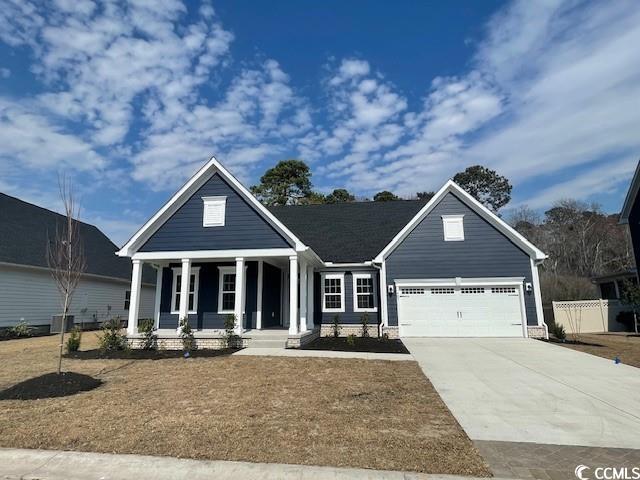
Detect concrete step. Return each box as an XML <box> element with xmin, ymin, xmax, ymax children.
<box><xmin>247</xmin><ymin>339</ymin><xmax>288</xmax><ymax>348</ymax></box>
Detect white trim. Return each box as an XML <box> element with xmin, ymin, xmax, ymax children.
<box><xmin>307</xmin><ymin>264</ymin><xmax>315</xmax><ymax>331</ymax></box>
<box><xmin>321</xmin><ymin>272</ymin><xmax>345</xmax><ymax>313</ymax></box>
<box><xmin>256</xmin><ymin>260</ymin><xmax>264</xmax><ymax>330</ymax></box>
<box><xmin>217</xmin><ymin>266</ymin><xmax>238</xmax><ymax>315</ymax></box>
<box><xmin>442</xmin><ymin>214</ymin><xmax>465</xmax><ymax>242</ymax></box>
<box><xmin>324</xmin><ymin>261</ymin><xmax>373</xmax><ymax>268</ymax></box>
<box><xmin>374</xmin><ymin>180</ymin><xmax>547</xmax><ymax>262</ymax></box>
<box><xmin>620</xmin><ymin>159</ymin><xmax>640</xmax><ymax>223</ymax></box>
<box><xmin>202</xmin><ymin>196</ymin><xmax>226</xmax><ymax>227</ymax></box>
<box><xmin>126</xmin><ymin>259</ymin><xmax>143</xmax><ymax>336</ymax></box>
<box><xmin>117</xmin><ymin>156</ymin><xmax>308</xmax><ymax>257</ymax></box>
<box><xmin>530</xmin><ymin>258</ymin><xmax>548</xmax><ymax>338</ymax></box>
<box><xmin>518</xmin><ymin>283</ymin><xmax>529</xmax><ymax>338</ymax></box>
<box><xmin>378</xmin><ymin>261</ymin><xmax>389</xmax><ymax>327</ymax></box>
<box><xmin>234</xmin><ymin>257</ymin><xmax>245</xmax><ymax>334</ymax></box>
<box><xmin>299</xmin><ymin>257</ymin><xmax>308</xmax><ymax>333</ymax></box>
<box><xmin>394</xmin><ymin>277</ymin><xmax>525</xmax><ymax>288</ymax></box>
<box><xmin>289</xmin><ymin>255</ymin><xmax>299</xmax><ymax>335</ymax></box>
<box><xmin>170</xmin><ymin>265</ymin><xmax>200</xmax><ymax>315</ymax></box>
<box><xmin>132</xmin><ymin>248</ymin><xmax>296</xmax><ymax>261</ymax></box>
<box><xmin>352</xmin><ymin>272</ymin><xmax>378</xmax><ymax>313</ymax></box>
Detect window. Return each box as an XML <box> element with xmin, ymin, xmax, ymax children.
<box><xmin>431</xmin><ymin>287</ymin><xmax>455</xmax><ymax>294</ymax></box>
<box><xmin>400</xmin><ymin>288</ymin><xmax>425</xmax><ymax>295</ymax></box>
<box><xmin>322</xmin><ymin>273</ymin><xmax>345</xmax><ymax>312</ymax></box>
<box><xmin>202</xmin><ymin>196</ymin><xmax>226</xmax><ymax>227</ymax></box>
<box><xmin>491</xmin><ymin>287</ymin><xmax>517</xmax><ymax>294</ymax></box>
<box><xmin>171</xmin><ymin>267</ymin><xmax>200</xmax><ymax>314</ymax></box>
<box><xmin>461</xmin><ymin>287</ymin><xmax>484</xmax><ymax>294</ymax></box>
<box><xmin>353</xmin><ymin>273</ymin><xmax>377</xmax><ymax>312</ymax></box>
<box><xmin>124</xmin><ymin>290</ymin><xmax>131</xmax><ymax>310</ymax></box>
<box><xmin>218</xmin><ymin>267</ymin><xmax>236</xmax><ymax>314</ymax></box>
<box><xmin>442</xmin><ymin>215</ymin><xmax>464</xmax><ymax>241</ymax></box>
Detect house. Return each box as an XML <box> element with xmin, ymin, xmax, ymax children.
<box><xmin>119</xmin><ymin>157</ymin><xmax>548</xmax><ymax>348</ymax></box>
<box><xmin>592</xmin><ymin>269</ymin><xmax>637</xmax><ymax>300</ymax></box>
<box><xmin>0</xmin><ymin>193</ymin><xmax>156</xmax><ymax>332</ymax></box>
<box><xmin>620</xmin><ymin>160</ymin><xmax>640</xmax><ymax>283</ymax></box>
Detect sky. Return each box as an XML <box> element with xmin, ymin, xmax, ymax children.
<box><xmin>1</xmin><ymin>0</ymin><xmax>639</xmax><ymax>246</ymax></box>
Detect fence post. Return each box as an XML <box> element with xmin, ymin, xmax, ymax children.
<box><xmin>598</xmin><ymin>298</ymin><xmax>606</xmax><ymax>331</ymax></box>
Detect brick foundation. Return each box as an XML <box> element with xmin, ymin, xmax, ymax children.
<box><xmin>319</xmin><ymin>324</ymin><xmax>381</xmax><ymax>338</ymax></box>
<box><xmin>286</xmin><ymin>328</ymin><xmax>320</xmax><ymax>348</ymax></box>
<box><xmin>527</xmin><ymin>325</ymin><xmax>548</xmax><ymax>339</ymax></box>
<box><xmin>128</xmin><ymin>336</ymin><xmax>247</xmax><ymax>350</ymax></box>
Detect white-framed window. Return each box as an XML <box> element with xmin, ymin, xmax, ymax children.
<box><xmin>202</xmin><ymin>196</ymin><xmax>226</xmax><ymax>227</ymax></box>
<box><xmin>442</xmin><ymin>214</ymin><xmax>465</xmax><ymax>241</ymax></box>
<box><xmin>217</xmin><ymin>266</ymin><xmax>236</xmax><ymax>314</ymax></box>
<box><xmin>124</xmin><ymin>290</ymin><xmax>131</xmax><ymax>310</ymax></box>
<box><xmin>322</xmin><ymin>273</ymin><xmax>345</xmax><ymax>313</ymax></box>
<box><xmin>171</xmin><ymin>267</ymin><xmax>200</xmax><ymax>314</ymax></box>
<box><xmin>353</xmin><ymin>273</ymin><xmax>377</xmax><ymax>312</ymax></box>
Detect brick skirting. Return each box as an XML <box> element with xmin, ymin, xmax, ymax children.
<box><xmin>527</xmin><ymin>325</ymin><xmax>548</xmax><ymax>339</ymax></box>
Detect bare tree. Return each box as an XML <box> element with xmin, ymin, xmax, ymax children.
<box><xmin>47</xmin><ymin>176</ymin><xmax>86</xmax><ymax>374</ymax></box>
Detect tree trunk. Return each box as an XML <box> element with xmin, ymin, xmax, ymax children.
<box><xmin>57</xmin><ymin>295</ymin><xmax>69</xmax><ymax>375</ymax></box>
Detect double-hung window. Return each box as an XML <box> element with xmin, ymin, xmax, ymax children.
<box><xmin>171</xmin><ymin>267</ymin><xmax>200</xmax><ymax>314</ymax></box>
<box><xmin>218</xmin><ymin>267</ymin><xmax>236</xmax><ymax>314</ymax></box>
<box><xmin>322</xmin><ymin>273</ymin><xmax>345</xmax><ymax>312</ymax></box>
<box><xmin>353</xmin><ymin>273</ymin><xmax>377</xmax><ymax>312</ymax></box>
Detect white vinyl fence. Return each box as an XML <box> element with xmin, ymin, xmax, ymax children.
<box><xmin>551</xmin><ymin>299</ymin><xmax>627</xmax><ymax>334</ymax></box>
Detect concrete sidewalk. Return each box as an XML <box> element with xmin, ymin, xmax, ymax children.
<box><xmin>233</xmin><ymin>347</ymin><xmax>414</xmax><ymax>361</ymax></box>
<box><xmin>0</xmin><ymin>448</ymin><xmax>494</xmax><ymax>480</ymax></box>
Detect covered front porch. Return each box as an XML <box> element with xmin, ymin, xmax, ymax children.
<box><xmin>125</xmin><ymin>249</ymin><xmax>320</xmax><ymax>348</ymax></box>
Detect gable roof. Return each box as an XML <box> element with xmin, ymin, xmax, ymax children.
<box><xmin>374</xmin><ymin>180</ymin><xmax>547</xmax><ymax>262</ymax></box>
<box><xmin>117</xmin><ymin>156</ymin><xmax>308</xmax><ymax>257</ymax></box>
<box><xmin>620</xmin><ymin>159</ymin><xmax>640</xmax><ymax>223</ymax></box>
<box><xmin>269</xmin><ymin>200</ymin><xmax>427</xmax><ymax>263</ymax></box>
<box><xmin>0</xmin><ymin>192</ymin><xmax>154</xmax><ymax>283</ymax></box>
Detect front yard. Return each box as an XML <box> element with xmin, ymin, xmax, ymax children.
<box><xmin>0</xmin><ymin>334</ymin><xmax>489</xmax><ymax>476</ymax></box>
<box><xmin>556</xmin><ymin>333</ymin><xmax>640</xmax><ymax>368</ymax></box>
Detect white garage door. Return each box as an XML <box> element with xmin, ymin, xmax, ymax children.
<box><xmin>397</xmin><ymin>282</ymin><xmax>525</xmax><ymax>337</ymax></box>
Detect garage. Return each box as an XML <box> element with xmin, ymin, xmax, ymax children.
<box><xmin>396</xmin><ymin>278</ymin><xmax>526</xmax><ymax>337</ymax></box>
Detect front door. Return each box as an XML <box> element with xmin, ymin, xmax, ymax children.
<box><xmin>262</xmin><ymin>262</ymin><xmax>282</xmax><ymax>328</ymax></box>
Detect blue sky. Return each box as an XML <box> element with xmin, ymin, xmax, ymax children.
<box><xmin>1</xmin><ymin>0</ymin><xmax>639</xmax><ymax>245</ymax></box>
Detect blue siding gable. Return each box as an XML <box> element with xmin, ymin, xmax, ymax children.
<box><xmin>385</xmin><ymin>192</ymin><xmax>538</xmax><ymax>326</ymax></box>
<box><xmin>140</xmin><ymin>173</ymin><xmax>292</xmax><ymax>252</ymax></box>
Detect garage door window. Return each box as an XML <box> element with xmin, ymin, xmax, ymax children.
<box><xmin>491</xmin><ymin>287</ymin><xmax>517</xmax><ymax>294</ymax></box>
<box><xmin>322</xmin><ymin>274</ymin><xmax>345</xmax><ymax>313</ymax></box>
<box><xmin>461</xmin><ymin>287</ymin><xmax>485</xmax><ymax>294</ymax></box>
<box><xmin>353</xmin><ymin>273</ymin><xmax>377</xmax><ymax>312</ymax></box>
<box><xmin>431</xmin><ymin>288</ymin><xmax>454</xmax><ymax>294</ymax></box>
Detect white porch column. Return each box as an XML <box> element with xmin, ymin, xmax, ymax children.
<box><xmin>178</xmin><ymin>258</ymin><xmax>191</xmax><ymax>321</ymax></box>
<box><xmin>307</xmin><ymin>265</ymin><xmax>315</xmax><ymax>331</ymax></box>
<box><xmin>153</xmin><ymin>265</ymin><xmax>163</xmax><ymax>330</ymax></box>
<box><xmin>234</xmin><ymin>257</ymin><xmax>245</xmax><ymax>334</ymax></box>
<box><xmin>299</xmin><ymin>258</ymin><xmax>308</xmax><ymax>333</ymax></box>
<box><xmin>127</xmin><ymin>259</ymin><xmax>143</xmax><ymax>336</ymax></box>
<box><xmin>256</xmin><ymin>260</ymin><xmax>264</xmax><ymax>330</ymax></box>
<box><xmin>288</xmin><ymin>255</ymin><xmax>299</xmax><ymax>335</ymax></box>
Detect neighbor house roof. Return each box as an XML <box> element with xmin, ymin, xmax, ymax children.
<box><xmin>269</xmin><ymin>200</ymin><xmax>427</xmax><ymax>263</ymax></box>
<box><xmin>0</xmin><ymin>192</ymin><xmax>154</xmax><ymax>283</ymax></box>
<box><xmin>620</xmin><ymin>159</ymin><xmax>640</xmax><ymax>223</ymax></box>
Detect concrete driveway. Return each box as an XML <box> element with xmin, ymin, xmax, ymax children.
<box><xmin>403</xmin><ymin>338</ymin><xmax>640</xmax><ymax>449</ymax></box>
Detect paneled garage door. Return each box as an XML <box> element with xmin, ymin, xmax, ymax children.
<box><xmin>397</xmin><ymin>282</ymin><xmax>525</xmax><ymax>337</ymax></box>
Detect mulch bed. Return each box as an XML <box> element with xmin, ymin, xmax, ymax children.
<box><xmin>302</xmin><ymin>336</ymin><xmax>410</xmax><ymax>353</ymax></box>
<box><xmin>0</xmin><ymin>372</ymin><xmax>102</xmax><ymax>400</ymax></box>
<box><xmin>65</xmin><ymin>348</ymin><xmax>240</xmax><ymax>360</ymax></box>
<box><xmin>545</xmin><ymin>338</ymin><xmax>605</xmax><ymax>347</ymax></box>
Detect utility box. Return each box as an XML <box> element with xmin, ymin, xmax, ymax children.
<box><xmin>50</xmin><ymin>315</ymin><xmax>75</xmax><ymax>334</ymax></box>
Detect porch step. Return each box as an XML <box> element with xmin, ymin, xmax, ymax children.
<box><xmin>246</xmin><ymin>338</ymin><xmax>288</xmax><ymax>349</ymax></box>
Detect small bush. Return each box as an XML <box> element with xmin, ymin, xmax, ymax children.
<box><xmin>177</xmin><ymin>317</ymin><xmax>195</xmax><ymax>352</ymax></box>
<box><xmin>331</xmin><ymin>315</ymin><xmax>341</xmax><ymax>338</ymax></box>
<box><xmin>66</xmin><ymin>326</ymin><xmax>82</xmax><ymax>352</ymax></box>
<box><xmin>381</xmin><ymin>332</ymin><xmax>389</xmax><ymax>341</ymax></box>
<box><xmin>549</xmin><ymin>322</ymin><xmax>566</xmax><ymax>341</ymax></box>
<box><xmin>346</xmin><ymin>334</ymin><xmax>356</xmax><ymax>346</ymax></box>
<box><xmin>138</xmin><ymin>318</ymin><xmax>157</xmax><ymax>350</ymax></box>
<box><xmin>99</xmin><ymin>317</ymin><xmax>128</xmax><ymax>352</ymax></box>
<box><xmin>360</xmin><ymin>313</ymin><xmax>370</xmax><ymax>338</ymax></box>
<box><xmin>223</xmin><ymin>314</ymin><xmax>240</xmax><ymax>348</ymax></box>
<box><xmin>10</xmin><ymin>320</ymin><xmax>34</xmax><ymax>338</ymax></box>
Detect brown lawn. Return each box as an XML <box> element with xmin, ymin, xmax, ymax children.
<box><xmin>559</xmin><ymin>333</ymin><xmax>640</xmax><ymax>368</ymax></box>
<box><xmin>0</xmin><ymin>334</ymin><xmax>489</xmax><ymax>476</ymax></box>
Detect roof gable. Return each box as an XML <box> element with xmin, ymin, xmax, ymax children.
<box><xmin>620</xmin><ymin>159</ymin><xmax>640</xmax><ymax>223</ymax></box>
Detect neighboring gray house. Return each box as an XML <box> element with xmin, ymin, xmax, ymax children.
<box><xmin>0</xmin><ymin>193</ymin><xmax>155</xmax><ymax>331</ymax></box>
<box><xmin>119</xmin><ymin>157</ymin><xmax>548</xmax><ymax>348</ymax></box>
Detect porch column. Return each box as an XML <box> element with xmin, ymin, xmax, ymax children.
<box><xmin>178</xmin><ymin>258</ymin><xmax>191</xmax><ymax>321</ymax></box>
<box><xmin>153</xmin><ymin>265</ymin><xmax>163</xmax><ymax>330</ymax></box>
<box><xmin>127</xmin><ymin>259</ymin><xmax>142</xmax><ymax>336</ymax></box>
<box><xmin>288</xmin><ymin>255</ymin><xmax>299</xmax><ymax>335</ymax></box>
<box><xmin>256</xmin><ymin>260</ymin><xmax>264</xmax><ymax>330</ymax></box>
<box><xmin>234</xmin><ymin>257</ymin><xmax>245</xmax><ymax>334</ymax></box>
<box><xmin>299</xmin><ymin>257</ymin><xmax>308</xmax><ymax>333</ymax></box>
<box><xmin>307</xmin><ymin>265</ymin><xmax>315</xmax><ymax>331</ymax></box>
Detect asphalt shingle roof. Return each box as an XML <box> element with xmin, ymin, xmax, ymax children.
<box><xmin>269</xmin><ymin>200</ymin><xmax>426</xmax><ymax>263</ymax></box>
<box><xmin>0</xmin><ymin>192</ymin><xmax>154</xmax><ymax>283</ymax></box>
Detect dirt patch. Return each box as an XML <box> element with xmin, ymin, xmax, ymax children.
<box><xmin>554</xmin><ymin>333</ymin><xmax>640</xmax><ymax>368</ymax></box>
<box><xmin>0</xmin><ymin>334</ymin><xmax>489</xmax><ymax>476</ymax></box>
<box><xmin>0</xmin><ymin>372</ymin><xmax>102</xmax><ymax>400</ymax></box>
<box><xmin>302</xmin><ymin>337</ymin><xmax>409</xmax><ymax>354</ymax></box>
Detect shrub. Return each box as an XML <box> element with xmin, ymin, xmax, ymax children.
<box><xmin>549</xmin><ymin>322</ymin><xmax>566</xmax><ymax>341</ymax></box>
<box><xmin>99</xmin><ymin>317</ymin><xmax>128</xmax><ymax>352</ymax></box>
<box><xmin>223</xmin><ymin>314</ymin><xmax>240</xmax><ymax>348</ymax></box>
<box><xmin>346</xmin><ymin>334</ymin><xmax>356</xmax><ymax>346</ymax></box>
<box><xmin>138</xmin><ymin>318</ymin><xmax>157</xmax><ymax>350</ymax></box>
<box><xmin>10</xmin><ymin>320</ymin><xmax>34</xmax><ymax>338</ymax></box>
<box><xmin>360</xmin><ymin>313</ymin><xmax>370</xmax><ymax>338</ymax></box>
<box><xmin>66</xmin><ymin>326</ymin><xmax>82</xmax><ymax>352</ymax></box>
<box><xmin>177</xmin><ymin>317</ymin><xmax>195</xmax><ymax>352</ymax></box>
<box><xmin>331</xmin><ymin>315</ymin><xmax>341</xmax><ymax>338</ymax></box>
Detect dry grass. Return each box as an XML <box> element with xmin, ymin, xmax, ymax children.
<box><xmin>0</xmin><ymin>334</ymin><xmax>489</xmax><ymax>475</ymax></box>
<box><xmin>559</xmin><ymin>333</ymin><xmax>640</xmax><ymax>369</ymax></box>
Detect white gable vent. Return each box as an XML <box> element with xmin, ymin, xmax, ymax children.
<box><xmin>202</xmin><ymin>196</ymin><xmax>226</xmax><ymax>227</ymax></box>
<box><xmin>442</xmin><ymin>214</ymin><xmax>464</xmax><ymax>241</ymax></box>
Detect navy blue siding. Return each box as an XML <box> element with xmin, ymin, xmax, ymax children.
<box><xmin>385</xmin><ymin>192</ymin><xmax>538</xmax><ymax>326</ymax></box>
<box><xmin>629</xmin><ymin>194</ymin><xmax>640</xmax><ymax>278</ymax></box>
<box><xmin>140</xmin><ymin>173</ymin><xmax>292</xmax><ymax>252</ymax></box>
<box><xmin>317</xmin><ymin>269</ymin><xmax>380</xmax><ymax>325</ymax></box>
